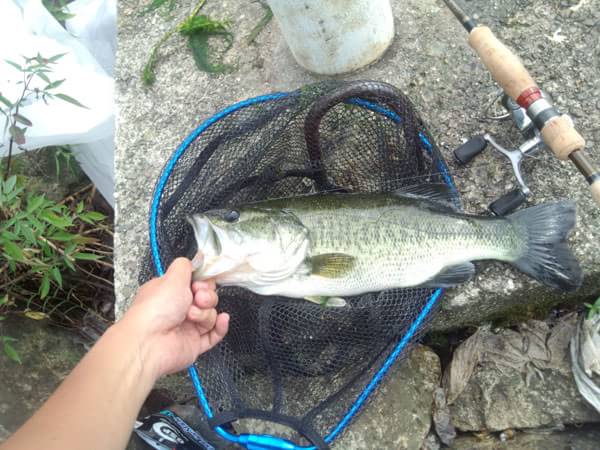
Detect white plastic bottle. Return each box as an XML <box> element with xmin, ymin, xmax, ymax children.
<box><xmin>267</xmin><ymin>0</ymin><xmax>395</xmax><ymax>75</ymax></box>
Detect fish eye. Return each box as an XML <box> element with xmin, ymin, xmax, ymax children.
<box><xmin>223</xmin><ymin>210</ymin><xmax>240</xmax><ymax>223</ymax></box>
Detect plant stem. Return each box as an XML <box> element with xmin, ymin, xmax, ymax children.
<box><xmin>79</xmin><ymin>267</ymin><xmax>114</xmax><ymax>286</ymax></box>
<box><xmin>57</xmin><ymin>183</ymin><xmax>94</xmax><ymax>205</ymax></box>
<box><xmin>0</xmin><ymin>272</ymin><xmax>31</xmax><ymax>291</ymax></box>
<box><xmin>4</xmin><ymin>138</ymin><xmax>14</xmax><ymax>179</ymax></box>
<box><xmin>190</xmin><ymin>0</ymin><xmax>207</xmax><ymax>19</ymax></box>
<box><xmin>4</xmin><ymin>73</ymin><xmax>35</xmax><ymax>179</ymax></box>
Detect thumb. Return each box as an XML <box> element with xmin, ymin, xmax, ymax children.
<box><xmin>163</xmin><ymin>257</ymin><xmax>193</xmax><ymax>290</ymax></box>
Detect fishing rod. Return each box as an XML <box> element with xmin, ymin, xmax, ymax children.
<box><xmin>442</xmin><ymin>0</ymin><xmax>600</xmax><ymax>209</ymax></box>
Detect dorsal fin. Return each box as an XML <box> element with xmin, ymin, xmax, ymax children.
<box><xmin>393</xmin><ymin>183</ymin><xmax>460</xmax><ymax>211</ymax></box>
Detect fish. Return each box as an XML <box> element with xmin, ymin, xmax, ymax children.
<box><xmin>187</xmin><ymin>184</ymin><xmax>582</xmax><ymax>307</ymax></box>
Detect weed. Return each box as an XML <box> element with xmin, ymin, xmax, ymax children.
<box><xmin>1</xmin><ymin>54</ymin><xmax>87</xmax><ymax>179</ymax></box>
<box><xmin>141</xmin><ymin>0</ymin><xmax>234</xmax><ymax>85</ymax></box>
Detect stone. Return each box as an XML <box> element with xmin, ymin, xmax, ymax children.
<box><xmin>230</xmin><ymin>345</ymin><xmax>441</xmax><ymax>449</ymax></box>
<box><xmin>452</xmin><ymin>427</ymin><xmax>600</xmax><ymax>450</ymax></box>
<box><xmin>444</xmin><ymin>315</ymin><xmax>600</xmax><ymax>432</ymax></box>
<box><xmin>115</xmin><ymin>1</ymin><xmax>600</xmax><ymax>332</ymax></box>
<box><xmin>334</xmin><ymin>345</ymin><xmax>441</xmax><ymax>450</ymax></box>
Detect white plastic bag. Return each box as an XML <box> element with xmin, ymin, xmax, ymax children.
<box><xmin>0</xmin><ymin>0</ymin><xmax>116</xmax><ymax>205</ymax></box>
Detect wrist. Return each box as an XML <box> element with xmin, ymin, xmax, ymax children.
<box><xmin>106</xmin><ymin>320</ymin><xmax>162</xmax><ymax>386</ymax></box>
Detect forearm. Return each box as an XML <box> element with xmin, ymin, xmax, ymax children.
<box><xmin>2</xmin><ymin>323</ymin><xmax>156</xmax><ymax>450</ymax></box>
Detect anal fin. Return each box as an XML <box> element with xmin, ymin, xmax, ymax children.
<box><xmin>419</xmin><ymin>262</ymin><xmax>475</xmax><ymax>288</ymax></box>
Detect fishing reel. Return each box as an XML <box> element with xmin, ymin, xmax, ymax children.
<box><xmin>454</xmin><ymin>92</ymin><xmax>548</xmax><ymax>216</ymax></box>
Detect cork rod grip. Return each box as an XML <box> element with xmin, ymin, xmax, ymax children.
<box><xmin>540</xmin><ymin>115</ymin><xmax>586</xmax><ymax>160</ymax></box>
<box><xmin>468</xmin><ymin>26</ymin><xmax>536</xmax><ymax>100</ymax></box>
<box><xmin>591</xmin><ymin>181</ymin><xmax>600</xmax><ymax>207</ymax></box>
<box><xmin>469</xmin><ymin>26</ymin><xmax>587</xmax><ymax>160</ymax></box>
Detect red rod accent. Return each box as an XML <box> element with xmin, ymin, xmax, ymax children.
<box><xmin>517</xmin><ymin>87</ymin><xmax>543</xmax><ymax>109</ymax></box>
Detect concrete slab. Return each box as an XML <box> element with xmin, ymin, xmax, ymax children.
<box><xmin>115</xmin><ymin>0</ymin><xmax>600</xmax><ymax>324</ymax></box>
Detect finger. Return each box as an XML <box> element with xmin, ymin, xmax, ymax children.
<box><xmin>164</xmin><ymin>257</ymin><xmax>193</xmax><ymax>288</ymax></box>
<box><xmin>187</xmin><ymin>306</ymin><xmax>217</xmax><ymax>329</ymax></box>
<box><xmin>207</xmin><ymin>313</ymin><xmax>229</xmax><ymax>347</ymax></box>
<box><xmin>191</xmin><ymin>279</ymin><xmax>216</xmax><ymax>294</ymax></box>
<box><xmin>194</xmin><ymin>289</ymin><xmax>218</xmax><ymax>309</ymax></box>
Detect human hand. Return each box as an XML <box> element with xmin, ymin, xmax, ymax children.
<box><xmin>117</xmin><ymin>257</ymin><xmax>229</xmax><ymax>381</ymax></box>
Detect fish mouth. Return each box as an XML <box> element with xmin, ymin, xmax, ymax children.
<box><xmin>187</xmin><ymin>214</ymin><xmax>239</xmax><ymax>279</ymax></box>
<box><xmin>187</xmin><ymin>215</ymin><xmax>221</xmax><ymax>267</ymax></box>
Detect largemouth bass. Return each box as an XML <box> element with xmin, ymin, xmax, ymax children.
<box><xmin>187</xmin><ymin>184</ymin><xmax>582</xmax><ymax>307</ymax></box>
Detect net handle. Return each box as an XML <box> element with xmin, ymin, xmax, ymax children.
<box><xmin>303</xmin><ymin>80</ymin><xmax>424</xmax><ymax>190</ymax></box>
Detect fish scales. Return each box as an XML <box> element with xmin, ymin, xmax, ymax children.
<box><xmin>251</xmin><ymin>194</ymin><xmax>523</xmax><ymax>296</ymax></box>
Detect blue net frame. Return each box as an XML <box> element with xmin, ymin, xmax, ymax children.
<box><xmin>147</xmin><ymin>89</ymin><xmax>457</xmax><ymax>449</ymax></box>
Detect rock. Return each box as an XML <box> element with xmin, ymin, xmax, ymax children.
<box><xmin>0</xmin><ymin>316</ymin><xmax>85</xmax><ymax>442</ymax></box>
<box><xmin>452</xmin><ymin>427</ymin><xmax>600</xmax><ymax>450</ymax></box>
<box><xmin>235</xmin><ymin>345</ymin><xmax>442</xmax><ymax>449</ymax></box>
<box><xmin>571</xmin><ymin>312</ymin><xmax>600</xmax><ymax>413</ymax></box>
<box><xmin>334</xmin><ymin>345</ymin><xmax>441</xmax><ymax>450</ymax></box>
<box><xmin>115</xmin><ymin>0</ymin><xmax>600</xmax><ymax>332</ymax></box>
<box><xmin>444</xmin><ymin>315</ymin><xmax>600</xmax><ymax>431</ymax></box>
<box><xmin>432</xmin><ymin>387</ymin><xmax>456</xmax><ymax>446</ymax></box>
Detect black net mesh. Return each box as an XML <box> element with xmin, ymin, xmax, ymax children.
<box><xmin>140</xmin><ymin>80</ymin><xmax>458</xmax><ymax>449</ymax></box>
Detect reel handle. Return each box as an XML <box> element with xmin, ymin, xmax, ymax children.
<box><xmin>489</xmin><ymin>188</ymin><xmax>527</xmax><ymax>216</ymax></box>
<box><xmin>454</xmin><ymin>135</ymin><xmax>487</xmax><ymax>165</ymax></box>
<box><xmin>467</xmin><ymin>25</ymin><xmax>600</xmax><ymax>206</ymax></box>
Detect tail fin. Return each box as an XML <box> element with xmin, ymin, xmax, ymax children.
<box><xmin>509</xmin><ymin>201</ymin><xmax>582</xmax><ymax>292</ymax></box>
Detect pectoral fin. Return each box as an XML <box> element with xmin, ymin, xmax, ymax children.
<box><xmin>304</xmin><ymin>296</ymin><xmax>347</xmax><ymax>308</ymax></box>
<box><xmin>419</xmin><ymin>262</ymin><xmax>475</xmax><ymax>288</ymax></box>
<box><xmin>309</xmin><ymin>253</ymin><xmax>356</xmax><ymax>278</ymax></box>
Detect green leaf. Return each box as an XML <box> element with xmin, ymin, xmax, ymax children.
<box><xmin>76</xmin><ymin>201</ymin><xmax>84</xmax><ymax>214</ymax></box>
<box><xmin>14</xmin><ymin>113</ymin><xmax>33</xmax><ymax>127</ymax></box>
<box><xmin>1</xmin><ymin>230</ymin><xmax>19</xmax><ymax>241</ymax></box>
<box><xmin>2</xmin><ymin>240</ymin><xmax>24</xmax><ymax>261</ymax></box>
<box><xmin>5</xmin><ymin>60</ymin><xmax>23</xmax><ymax>71</ymax></box>
<box><xmin>142</xmin><ymin>60</ymin><xmax>157</xmax><ymax>85</ymax></box>
<box><xmin>36</xmin><ymin>71</ymin><xmax>51</xmax><ymax>84</ymax></box>
<box><xmin>9</xmin><ymin>125</ymin><xmax>26</xmax><ymax>145</ymax></box>
<box><xmin>64</xmin><ymin>256</ymin><xmax>76</xmax><ymax>271</ymax></box>
<box><xmin>54</xmin><ymin>93</ymin><xmax>87</xmax><ymax>109</ymax></box>
<box><xmin>40</xmin><ymin>274</ymin><xmax>50</xmax><ymax>299</ymax></box>
<box><xmin>80</xmin><ymin>211</ymin><xmax>106</xmax><ymax>223</ymax></box>
<box><xmin>27</xmin><ymin>195</ymin><xmax>45</xmax><ymax>212</ymax></box>
<box><xmin>179</xmin><ymin>15</ymin><xmax>229</xmax><ymax>35</ymax></box>
<box><xmin>28</xmin><ymin>216</ymin><xmax>46</xmax><ymax>232</ymax></box>
<box><xmin>73</xmin><ymin>252</ymin><xmax>100</xmax><ymax>261</ymax></box>
<box><xmin>0</xmin><ymin>93</ymin><xmax>12</xmax><ymax>108</ymax></box>
<box><xmin>5</xmin><ymin>175</ymin><xmax>17</xmax><ymax>193</ymax></box>
<box><xmin>0</xmin><ymin>295</ymin><xmax>8</xmax><ymax>306</ymax></box>
<box><xmin>64</xmin><ymin>242</ymin><xmax>77</xmax><ymax>254</ymax></box>
<box><xmin>44</xmin><ymin>79</ymin><xmax>65</xmax><ymax>90</ymax></box>
<box><xmin>187</xmin><ymin>31</ymin><xmax>234</xmax><ymax>74</ymax></box>
<box><xmin>50</xmin><ymin>230</ymin><xmax>77</xmax><ymax>241</ymax></box>
<box><xmin>40</xmin><ymin>211</ymin><xmax>72</xmax><ymax>229</ymax></box>
<box><xmin>3</xmin><ymin>340</ymin><xmax>21</xmax><ymax>364</ymax></box>
<box><xmin>48</xmin><ymin>53</ymin><xmax>68</xmax><ymax>63</ymax></box>
<box><xmin>50</xmin><ymin>267</ymin><xmax>63</xmax><ymax>288</ymax></box>
<box><xmin>21</xmin><ymin>225</ymin><xmax>36</xmax><ymax>244</ymax></box>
